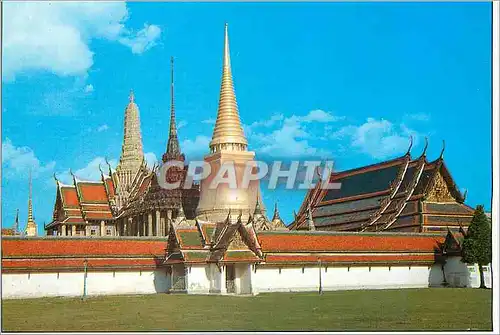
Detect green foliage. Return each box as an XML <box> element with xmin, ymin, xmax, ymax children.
<box><xmin>462</xmin><ymin>205</ymin><xmax>492</xmax><ymax>266</ymax></box>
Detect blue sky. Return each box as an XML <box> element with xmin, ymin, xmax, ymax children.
<box><xmin>2</xmin><ymin>2</ymin><xmax>492</xmax><ymax>234</ymax></box>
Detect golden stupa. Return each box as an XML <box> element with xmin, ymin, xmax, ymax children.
<box><xmin>196</xmin><ymin>23</ymin><xmax>264</xmax><ymax>222</ymax></box>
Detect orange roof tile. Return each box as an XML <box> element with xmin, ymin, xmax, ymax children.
<box><xmin>258</xmin><ymin>232</ymin><xmax>444</xmax><ymax>253</ymax></box>
<box><xmin>265</xmin><ymin>254</ymin><xmax>436</xmax><ymax>264</ymax></box>
<box><xmin>84</xmin><ymin>211</ymin><xmax>114</xmax><ymax>220</ymax></box>
<box><xmin>105</xmin><ymin>178</ymin><xmax>116</xmax><ymax>198</ymax></box>
<box><xmin>2</xmin><ymin>258</ymin><xmax>158</xmax><ymax>271</ymax></box>
<box><xmin>2</xmin><ymin>238</ymin><xmax>167</xmax><ymax>258</ymax></box>
<box><xmin>78</xmin><ymin>183</ymin><xmax>109</xmax><ymax>203</ymax></box>
<box><xmin>61</xmin><ymin>187</ymin><xmax>80</xmax><ymax>207</ymax></box>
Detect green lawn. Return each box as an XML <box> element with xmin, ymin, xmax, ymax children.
<box><xmin>1</xmin><ymin>288</ymin><xmax>492</xmax><ymax>331</ymax></box>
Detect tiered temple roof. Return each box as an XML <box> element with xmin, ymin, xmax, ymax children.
<box><xmin>47</xmin><ymin>172</ymin><xmax>116</xmax><ymax>231</ymax></box>
<box><xmin>290</xmin><ymin>142</ymin><xmax>473</xmax><ymax>233</ymax></box>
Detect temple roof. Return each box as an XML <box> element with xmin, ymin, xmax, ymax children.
<box><xmin>2</xmin><ymin>237</ymin><xmax>168</xmax><ymax>272</ymax></box>
<box><xmin>291</xmin><ymin>149</ymin><xmax>471</xmax><ymax>233</ymax></box>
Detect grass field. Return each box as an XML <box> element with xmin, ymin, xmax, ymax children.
<box><xmin>1</xmin><ymin>288</ymin><xmax>492</xmax><ymax>331</ymax></box>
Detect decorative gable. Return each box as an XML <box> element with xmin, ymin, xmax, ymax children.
<box><xmin>427</xmin><ymin>171</ymin><xmax>455</xmax><ymax>203</ymax></box>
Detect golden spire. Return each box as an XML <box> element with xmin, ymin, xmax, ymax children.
<box><xmin>25</xmin><ymin>169</ymin><xmax>37</xmax><ymax>236</ymax></box>
<box><xmin>209</xmin><ymin>23</ymin><xmax>248</xmax><ymax>153</ymax></box>
<box><xmin>27</xmin><ymin>169</ymin><xmax>34</xmax><ymax>224</ymax></box>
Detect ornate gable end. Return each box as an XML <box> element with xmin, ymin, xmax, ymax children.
<box><xmin>227</xmin><ymin>228</ymin><xmax>250</xmax><ymax>251</ymax></box>
<box><xmin>53</xmin><ymin>189</ymin><xmax>65</xmax><ymax>221</ymax></box>
<box><xmin>442</xmin><ymin>231</ymin><xmax>462</xmax><ymax>255</ymax></box>
<box><xmin>426</xmin><ymin>171</ymin><xmax>455</xmax><ymax>203</ymax></box>
<box><xmin>167</xmin><ymin>227</ymin><xmax>181</xmax><ymax>253</ymax></box>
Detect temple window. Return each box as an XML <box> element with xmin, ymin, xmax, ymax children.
<box><xmin>90</xmin><ymin>229</ymin><xmax>97</xmax><ymax>236</ymax></box>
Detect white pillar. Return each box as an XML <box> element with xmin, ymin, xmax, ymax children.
<box><xmin>148</xmin><ymin>213</ymin><xmax>153</xmax><ymax>236</ymax></box>
<box><xmin>72</xmin><ymin>225</ymin><xmax>76</xmax><ymax>236</ymax></box>
<box><xmin>160</xmin><ymin>217</ymin><xmax>166</xmax><ymax>237</ymax></box>
<box><xmin>100</xmin><ymin>220</ymin><xmax>105</xmax><ymax>236</ymax></box>
<box><xmin>62</xmin><ymin>224</ymin><xmax>67</xmax><ymax>236</ymax></box>
<box><xmin>155</xmin><ymin>210</ymin><xmax>161</xmax><ymax>236</ymax></box>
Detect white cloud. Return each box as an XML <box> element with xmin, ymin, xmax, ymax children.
<box><xmin>97</xmin><ymin>124</ymin><xmax>109</xmax><ymax>132</ymax></box>
<box><xmin>297</xmin><ymin>109</ymin><xmax>344</xmax><ymax>123</ymax></box>
<box><xmin>2</xmin><ymin>138</ymin><xmax>56</xmax><ymax>179</ymax></box>
<box><xmin>331</xmin><ymin>118</ymin><xmax>417</xmax><ymax>159</ymax></box>
<box><xmin>250</xmin><ymin>110</ymin><xmax>340</xmax><ymax>158</ymax></box>
<box><xmin>84</xmin><ymin>84</ymin><xmax>94</xmax><ymax>93</ymax></box>
<box><xmin>177</xmin><ymin>120</ymin><xmax>188</xmax><ymax>130</ymax></box>
<box><xmin>57</xmin><ymin>157</ymin><xmax>117</xmax><ymax>184</ymax></box>
<box><xmin>181</xmin><ymin>135</ymin><xmax>211</xmax><ymax>157</ymax></box>
<box><xmin>118</xmin><ymin>24</ymin><xmax>162</xmax><ymax>55</ymax></box>
<box><xmin>144</xmin><ymin>152</ymin><xmax>158</xmax><ymax>169</ymax></box>
<box><xmin>2</xmin><ymin>2</ymin><xmax>162</xmax><ymax>81</ymax></box>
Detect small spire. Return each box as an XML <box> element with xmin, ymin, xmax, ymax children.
<box><xmin>254</xmin><ymin>191</ymin><xmax>263</xmax><ymax>215</ymax></box>
<box><xmin>129</xmin><ymin>90</ymin><xmax>135</xmax><ymax>103</ymax></box>
<box><xmin>13</xmin><ymin>209</ymin><xmax>19</xmax><ymax>235</ymax></box>
<box><xmin>272</xmin><ymin>202</ymin><xmax>280</xmax><ymax>221</ymax></box>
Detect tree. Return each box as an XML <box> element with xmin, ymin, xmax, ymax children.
<box><xmin>461</xmin><ymin>205</ymin><xmax>492</xmax><ymax>288</ymax></box>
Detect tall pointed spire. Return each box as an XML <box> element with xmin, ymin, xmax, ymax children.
<box><xmin>163</xmin><ymin>56</ymin><xmax>183</xmax><ymax>162</ymax></box>
<box><xmin>115</xmin><ymin>90</ymin><xmax>145</xmax><ymax>207</ymax></box>
<box><xmin>25</xmin><ymin>169</ymin><xmax>37</xmax><ymax>236</ymax></box>
<box><xmin>27</xmin><ymin>169</ymin><xmax>33</xmax><ymax>223</ymax></box>
<box><xmin>209</xmin><ymin>23</ymin><xmax>248</xmax><ymax>153</ymax></box>
<box><xmin>13</xmin><ymin>209</ymin><xmax>19</xmax><ymax>235</ymax></box>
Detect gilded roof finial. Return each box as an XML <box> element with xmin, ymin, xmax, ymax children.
<box><xmin>439</xmin><ymin>140</ymin><xmax>446</xmax><ymax>159</ymax></box>
<box><xmin>420</xmin><ymin>137</ymin><xmax>429</xmax><ymax>158</ymax></box>
<box><xmin>405</xmin><ymin>135</ymin><xmax>414</xmax><ymax>156</ymax></box>
<box><xmin>209</xmin><ymin>23</ymin><xmax>248</xmax><ymax>152</ymax></box>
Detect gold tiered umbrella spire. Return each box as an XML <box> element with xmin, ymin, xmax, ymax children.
<box><xmin>209</xmin><ymin>23</ymin><xmax>248</xmax><ymax>153</ymax></box>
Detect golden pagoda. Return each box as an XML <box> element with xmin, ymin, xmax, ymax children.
<box><xmin>196</xmin><ymin>23</ymin><xmax>265</xmax><ymax>222</ymax></box>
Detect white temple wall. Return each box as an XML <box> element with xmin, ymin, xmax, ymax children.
<box><xmin>2</xmin><ymin>270</ymin><xmax>169</xmax><ymax>299</ymax></box>
<box><xmin>444</xmin><ymin>257</ymin><xmax>492</xmax><ymax>288</ymax></box>
<box><xmin>252</xmin><ymin>265</ymin><xmax>439</xmax><ymax>293</ymax></box>
<box><xmin>186</xmin><ymin>265</ymin><xmax>211</xmax><ymax>294</ymax></box>
<box><xmin>235</xmin><ymin>264</ymin><xmax>252</xmax><ymax>294</ymax></box>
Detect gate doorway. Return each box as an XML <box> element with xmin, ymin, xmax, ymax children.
<box><xmin>226</xmin><ymin>264</ymin><xmax>235</xmax><ymax>293</ymax></box>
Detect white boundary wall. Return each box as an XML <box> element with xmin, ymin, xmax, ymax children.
<box><xmin>251</xmin><ymin>264</ymin><xmax>445</xmax><ymax>293</ymax></box>
<box><xmin>2</xmin><ymin>270</ymin><xmax>170</xmax><ymax>299</ymax></box>
<box><xmin>2</xmin><ymin>262</ymin><xmax>490</xmax><ymax>299</ymax></box>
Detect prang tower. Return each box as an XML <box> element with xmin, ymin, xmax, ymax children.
<box><xmin>115</xmin><ymin>91</ymin><xmax>145</xmax><ymax>208</ymax></box>
<box><xmin>196</xmin><ymin>24</ymin><xmax>264</xmax><ymax>222</ymax></box>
